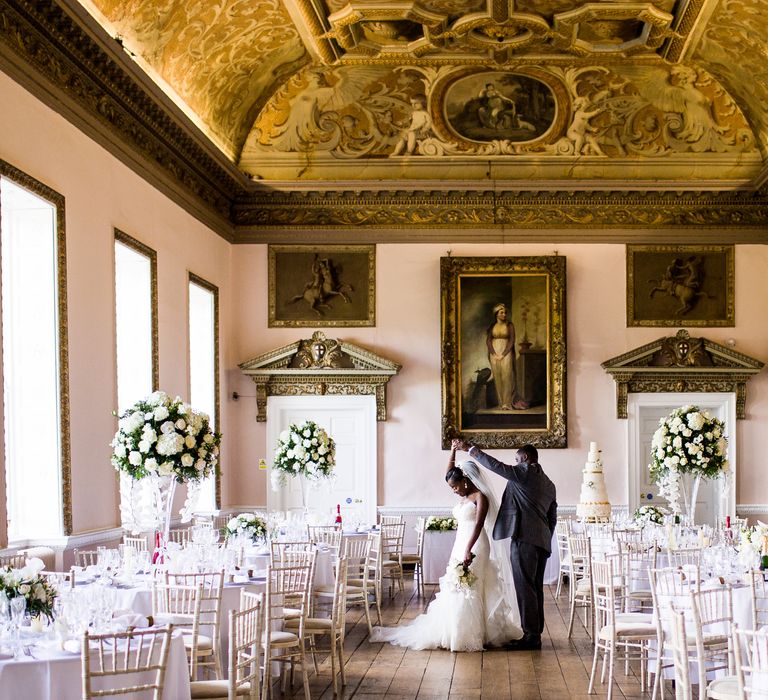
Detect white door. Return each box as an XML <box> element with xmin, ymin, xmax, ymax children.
<box><xmin>266</xmin><ymin>395</ymin><xmax>377</xmax><ymax>525</ymax></box>
<box><xmin>628</xmin><ymin>393</ymin><xmax>736</xmax><ymax>527</ymax></box>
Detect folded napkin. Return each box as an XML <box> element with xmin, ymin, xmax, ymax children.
<box><xmin>62</xmin><ymin>639</ymin><xmax>81</xmax><ymax>654</ymax></box>
<box><xmin>112</xmin><ymin>611</ymin><xmax>150</xmax><ymax>630</ymax></box>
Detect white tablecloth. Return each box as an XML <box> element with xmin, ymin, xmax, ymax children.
<box><xmin>424</xmin><ymin>530</ymin><xmax>560</xmax><ymax>585</ymax></box>
<box><xmin>0</xmin><ymin>631</ymin><xmax>189</xmax><ymax>700</ymax></box>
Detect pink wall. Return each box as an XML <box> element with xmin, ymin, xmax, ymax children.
<box><xmin>228</xmin><ymin>243</ymin><xmax>768</xmax><ymax>511</ymax></box>
<box><xmin>0</xmin><ymin>71</ymin><xmax>233</xmax><ymax>537</ymax></box>
<box><xmin>2</xmin><ymin>66</ymin><xmax>768</xmax><ymax>544</ymax></box>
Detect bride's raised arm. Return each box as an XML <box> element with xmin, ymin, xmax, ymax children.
<box><xmin>446</xmin><ymin>444</ymin><xmax>458</xmax><ymax>475</ymax></box>
<box><xmin>463</xmin><ymin>492</ymin><xmax>488</xmax><ymax>567</ymax></box>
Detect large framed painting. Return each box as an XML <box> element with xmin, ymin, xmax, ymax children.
<box><xmin>626</xmin><ymin>244</ymin><xmax>734</xmax><ymax>327</ymax></box>
<box><xmin>268</xmin><ymin>245</ymin><xmax>375</xmax><ymax>327</ymax></box>
<box><xmin>441</xmin><ymin>256</ymin><xmax>567</xmax><ymax>449</ymax></box>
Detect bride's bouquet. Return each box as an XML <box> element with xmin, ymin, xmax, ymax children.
<box><xmin>445</xmin><ymin>555</ymin><xmax>478</xmax><ymax>596</ymax></box>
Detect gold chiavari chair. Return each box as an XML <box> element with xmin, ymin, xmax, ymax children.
<box><xmin>749</xmin><ymin>569</ymin><xmax>768</xmax><ymax>629</ymax></box>
<box><xmin>732</xmin><ymin>624</ymin><xmax>768</xmax><ymax>700</ymax></box>
<box><xmin>165</xmin><ymin>570</ymin><xmax>225</xmax><ymax>680</ymax></box>
<box><xmin>402</xmin><ymin>516</ymin><xmax>426</xmax><ymax>598</ymax></box>
<box><xmin>190</xmin><ymin>590</ymin><xmax>262</xmax><ymax>700</ymax></box>
<box><xmin>151</xmin><ymin>580</ymin><xmax>204</xmax><ymax>680</ymax></box>
<box><xmin>167</xmin><ymin>527</ymin><xmax>194</xmax><ymax>546</ymax></box>
<box><xmin>554</xmin><ymin>518</ymin><xmax>572</xmax><ymax>598</ymax></box>
<box><xmin>122</xmin><ymin>535</ymin><xmax>149</xmax><ymax>552</ymax></box>
<box><xmin>380</xmin><ymin>521</ymin><xmax>406</xmax><ymax>597</ymax></box>
<box><xmin>261</xmin><ymin>561</ymin><xmax>313</xmax><ymax>700</ymax></box>
<box><xmin>287</xmin><ymin>557</ymin><xmax>348</xmax><ymax>694</ymax></box>
<box><xmin>567</xmin><ymin>534</ymin><xmax>593</xmax><ymax>638</ymax></box>
<box><xmin>81</xmin><ymin>625</ymin><xmax>174</xmax><ymax>700</ymax></box>
<box><xmin>690</xmin><ymin>586</ymin><xmax>734</xmax><ymax>700</ymax></box>
<box><xmin>379</xmin><ymin>514</ymin><xmax>404</xmax><ymax>526</ymax></box>
<box><xmin>307</xmin><ymin>525</ymin><xmax>342</xmax><ymax>552</ymax></box>
<box><xmin>587</xmin><ymin>559</ymin><xmax>656</xmax><ymax>700</ymax></box>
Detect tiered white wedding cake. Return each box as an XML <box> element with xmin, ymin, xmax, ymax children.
<box><xmin>576</xmin><ymin>441</ymin><xmax>611</xmax><ymax>521</ymax></box>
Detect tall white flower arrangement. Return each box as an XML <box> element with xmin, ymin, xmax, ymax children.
<box><xmin>271</xmin><ymin>420</ymin><xmax>335</xmax><ymax>491</ymax></box>
<box><xmin>111</xmin><ymin>391</ymin><xmax>221</xmax><ymax>482</ymax></box>
<box><xmin>648</xmin><ymin>404</ymin><xmax>728</xmax><ymax>515</ymax></box>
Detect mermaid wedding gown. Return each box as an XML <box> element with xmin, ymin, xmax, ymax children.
<box><xmin>370</xmin><ymin>498</ymin><xmax>523</xmax><ymax>651</ymax></box>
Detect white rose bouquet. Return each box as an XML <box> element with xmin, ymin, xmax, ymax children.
<box><xmin>425</xmin><ymin>516</ymin><xmax>458</xmax><ymax>531</ymax></box>
<box><xmin>633</xmin><ymin>504</ymin><xmax>667</xmax><ymax>526</ymax></box>
<box><xmin>0</xmin><ymin>557</ymin><xmax>57</xmax><ymax>621</ymax></box>
<box><xmin>444</xmin><ymin>556</ymin><xmax>478</xmax><ymax>596</ymax></box>
<box><xmin>271</xmin><ymin>420</ymin><xmax>335</xmax><ymax>490</ymax></box>
<box><xmin>111</xmin><ymin>391</ymin><xmax>221</xmax><ymax>483</ymax></box>
<box><xmin>226</xmin><ymin>513</ymin><xmax>268</xmax><ymax>543</ymax></box>
<box><xmin>648</xmin><ymin>405</ymin><xmax>728</xmax><ymax>515</ymax></box>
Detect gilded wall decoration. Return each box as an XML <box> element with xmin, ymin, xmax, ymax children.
<box><xmin>88</xmin><ymin>0</ymin><xmax>307</xmax><ymax>157</ymax></box>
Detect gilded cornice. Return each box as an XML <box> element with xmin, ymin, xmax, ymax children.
<box><xmin>0</xmin><ymin>0</ymin><xmax>241</xmax><ymax>238</ymax></box>
<box><xmin>232</xmin><ymin>188</ymin><xmax>768</xmax><ymax>236</ymax></box>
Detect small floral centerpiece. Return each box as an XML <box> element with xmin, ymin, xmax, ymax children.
<box><xmin>445</xmin><ymin>556</ymin><xmax>478</xmax><ymax>594</ymax></box>
<box><xmin>649</xmin><ymin>405</ymin><xmax>728</xmax><ymax>520</ymax></box>
<box><xmin>225</xmin><ymin>513</ymin><xmax>268</xmax><ymax>543</ymax></box>
<box><xmin>633</xmin><ymin>504</ymin><xmax>667</xmax><ymax>526</ymax></box>
<box><xmin>425</xmin><ymin>516</ymin><xmax>458</xmax><ymax>532</ymax></box>
<box><xmin>0</xmin><ymin>557</ymin><xmax>57</xmax><ymax>621</ymax></box>
<box><xmin>271</xmin><ymin>420</ymin><xmax>336</xmax><ymax>491</ymax></box>
<box><xmin>111</xmin><ymin>391</ymin><xmax>221</xmax><ymax>482</ymax></box>
<box><xmin>737</xmin><ymin>524</ymin><xmax>768</xmax><ymax>569</ymax></box>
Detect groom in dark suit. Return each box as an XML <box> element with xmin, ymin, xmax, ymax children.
<box><xmin>453</xmin><ymin>440</ymin><xmax>557</xmax><ymax>650</ymax></box>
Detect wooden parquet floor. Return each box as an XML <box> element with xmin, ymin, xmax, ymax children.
<box><xmin>277</xmin><ymin>577</ymin><xmax>655</xmax><ymax>700</ymax></box>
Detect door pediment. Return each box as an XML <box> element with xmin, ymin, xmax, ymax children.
<box><xmin>602</xmin><ymin>329</ymin><xmax>764</xmax><ymax>419</ymax></box>
<box><xmin>239</xmin><ymin>331</ymin><xmax>402</xmax><ymax>421</ymax></box>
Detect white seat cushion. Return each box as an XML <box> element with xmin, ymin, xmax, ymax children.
<box><xmin>191</xmin><ymin>680</ymin><xmax>252</xmax><ymax>698</ymax></box>
<box><xmin>182</xmin><ymin>633</ymin><xmax>214</xmax><ymax>650</ymax></box>
<box><xmin>598</xmin><ymin>622</ymin><xmax>657</xmax><ymax>640</ymax></box>
<box><xmin>706</xmin><ymin>676</ymin><xmax>739</xmax><ymax>700</ymax></box>
<box><xmin>265</xmin><ymin>630</ymin><xmax>299</xmax><ymax>645</ymax></box>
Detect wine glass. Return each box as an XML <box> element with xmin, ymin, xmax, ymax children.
<box><xmin>9</xmin><ymin>596</ymin><xmax>26</xmax><ymax>658</ymax></box>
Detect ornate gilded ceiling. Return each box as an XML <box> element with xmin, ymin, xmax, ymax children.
<box><xmin>75</xmin><ymin>0</ymin><xmax>768</xmax><ymax>188</ymax></box>
<box><xmin>1</xmin><ymin>0</ymin><xmax>768</xmax><ymax>234</ymax></box>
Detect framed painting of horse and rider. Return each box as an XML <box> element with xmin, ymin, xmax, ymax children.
<box><xmin>626</xmin><ymin>244</ymin><xmax>734</xmax><ymax>327</ymax></box>
<box><xmin>268</xmin><ymin>244</ymin><xmax>375</xmax><ymax>327</ymax></box>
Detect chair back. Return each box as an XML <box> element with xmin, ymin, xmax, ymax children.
<box><xmin>0</xmin><ymin>552</ymin><xmax>26</xmax><ymax>569</ymax></box>
<box><xmin>649</xmin><ymin>566</ymin><xmax>701</xmax><ymax>626</ymax></box>
<box><xmin>331</xmin><ymin>557</ymin><xmax>349</xmax><ymax>631</ymax></box>
<box><xmin>307</xmin><ymin>526</ymin><xmax>342</xmax><ymax>551</ymax></box>
<box><xmin>666</xmin><ymin>606</ymin><xmax>693</xmax><ymax>700</ymax></box>
<box><xmin>167</xmin><ymin>528</ymin><xmax>193</xmax><ymax>545</ymax></box>
<box><xmin>380</xmin><ymin>522</ymin><xmax>405</xmax><ymax>561</ymax></box>
<box><xmin>74</xmin><ymin>548</ymin><xmax>99</xmax><ymax>568</ymax></box>
<box><xmin>555</xmin><ymin>519</ymin><xmax>571</xmax><ymax>559</ymax></box>
<box><xmin>165</xmin><ymin>570</ymin><xmax>224</xmax><ymax>641</ymax></box>
<box><xmin>270</xmin><ymin>540</ymin><xmax>313</xmax><ymax>563</ymax></box>
<box><xmin>750</xmin><ymin>570</ymin><xmax>768</xmax><ymax>630</ymax></box>
<box><xmin>343</xmin><ymin>536</ymin><xmax>371</xmax><ymax>582</ymax></box>
<box><xmin>227</xmin><ymin>591</ymin><xmax>262</xmax><ymax>700</ymax></box>
<box><xmin>41</xmin><ymin>569</ymin><xmax>76</xmax><ymax>590</ymax></box>
<box><xmin>81</xmin><ymin>625</ymin><xmax>173</xmax><ymax>700</ymax></box>
<box><xmin>591</xmin><ymin>558</ymin><xmax>621</xmax><ymax>630</ymax></box>
<box><xmin>122</xmin><ymin>535</ymin><xmax>149</xmax><ymax>552</ymax></box>
<box><xmin>690</xmin><ymin>585</ymin><xmax>733</xmax><ymax>686</ymax></box>
<box><xmin>379</xmin><ymin>515</ymin><xmax>404</xmax><ymax>526</ymax></box>
<box><xmin>264</xmin><ymin>561</ymin><xmax>313</xmax><ymax>643</ymax></box>
<box><xmin>666</xmin><ymin>547</ymin><xmax>702</xmax><ymax>568</ymax></box>
<box><xmin>567</xmin><ymin>534</ymin><xmax>592</xmax><ymax>587</ymax></box>
<box><xmin>414</xmin><ymin>517</ymin><xmax>427</xmax><ymax>559</ymax></box>
<box><xmin>733</xmin><ymin>623</ymin><xmax>768</xmax><ymax>699</ymax></box>
<box><xmin>616</xmin><ymin>542</ymin><xmax>657</xmax><ymax>610</ymax></box>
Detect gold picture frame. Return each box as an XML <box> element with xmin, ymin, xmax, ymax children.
<box><xmin>626</xmin><ymin>244</ymin><xmax>735</xmax><ymax>327</ymax></box>
<box><xmin>441</xmin><ymin>255</ymin><xmax>567</xmax><ymax>449</ymax></box>
<box><xmin>268</xmin><ymin>245</ymin><xmax>375</xmax><ymax>327</ymax></box>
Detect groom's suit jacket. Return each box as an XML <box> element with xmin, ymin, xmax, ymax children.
<box><xmin>469</xmin><ymin>448</ymin><xmax>557</xmax><ymax>554</ymax></box>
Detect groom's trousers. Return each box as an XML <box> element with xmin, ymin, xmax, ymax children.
<box><xmin>510</xmin><ymin>540</ymin><xmax>549</xmax><ymax>637</ymax></box>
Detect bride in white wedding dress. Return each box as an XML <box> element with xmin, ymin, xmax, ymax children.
<box><xmin>370</xmin><ymin>446</ymin><xmax>523</xmax><ymax>651</ymax></box>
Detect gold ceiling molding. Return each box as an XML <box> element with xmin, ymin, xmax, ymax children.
<box><xmin>231</xmin><ymin>188</ymin><xmax>768</xmax><ymax>233</ymax></box>
<box><xmin>602</xmin><ymin>329</ymin><xmax>764</xmax><ymax>419</ymax></box>
<box><xmin>239</xmin><ymin>331</ymin><xmax>402</xmax><ymax>421</ymax></box>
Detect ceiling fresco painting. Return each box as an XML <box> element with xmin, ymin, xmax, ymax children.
<box><xmin>75</xmin><ymin>0</ymin><xmax>765</xmax><ymax>189</ymax></box>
